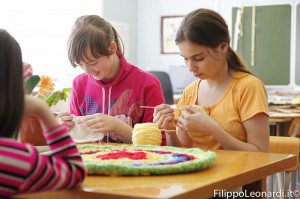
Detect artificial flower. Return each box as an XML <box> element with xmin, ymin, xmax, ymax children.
<box><xmin>36</xmin><ymin>75</ymin><xmax>55</xmax><ymax>95</ymax></box>
<box><xmin>24</xmin><ymin>66</ymin><xmax>71</xmax><ymax>107</ymax></box>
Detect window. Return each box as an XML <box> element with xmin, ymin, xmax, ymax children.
<box><xmin>0</xmin><ymin>0</ymin><xmax>102</xmax><ymax>89</ymax></box>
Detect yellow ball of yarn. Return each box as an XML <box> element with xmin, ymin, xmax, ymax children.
<box><xmin>178</xmin><ymin>105</ymin><xmax>209</xmax><ymax>116</ymax></box>
<box><xmin>132</xmin><ymin>123</ymin><xmax>162</xmax><ymax>145</ymax></box>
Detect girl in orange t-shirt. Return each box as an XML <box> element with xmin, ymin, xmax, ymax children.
<box><xmin>153</xmin><ymin>8</ymin><xmax>269</xmax><ymax>152</ymax></box>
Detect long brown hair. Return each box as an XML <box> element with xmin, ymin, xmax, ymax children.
<box><xmin>176</xmin><ymin>8</ymin><xmax>252</xmax><ymax>75</ymax></box>
<box><xmin>67</xmin><ymin>15</ymin><xmax>124</xmax><ymax>67</ymax></box>
<box><xmin>0</xmin><ymin>29</ymin><xmax>24</xmax><ymax>138</ymax></box>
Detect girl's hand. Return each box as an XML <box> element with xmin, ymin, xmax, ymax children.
<box><xmin>176</xmin><ymin>128</ymin><xmax>193</xmax><ymax>147</ymax></box>
<box><xmin>24</xmin><ymin>95</ymin><xmax>59</xmax><ymax>130</ymax></box>
<box><xmin>56</xmin><ymin>112</ymin><xmax>75</xmax><ymax>130</ymax></box>
<box><xmin>177</xmin><ymin>106</ymin><xmax>216</xmax><ymax>134</ymax></box>
<box><xmin>153</xmin><ymin>104</ymin><xmax>176</xmax><ymax>130</ymax></box>
<box><xmin>77</xmin><ymin>113</ymin><xmax>133</xmax><ymax>143</ymax></box>
<box><xmin>77</xmin><ymin>113</ymin><xmax>119</xmax><ymax>133</ymax></box>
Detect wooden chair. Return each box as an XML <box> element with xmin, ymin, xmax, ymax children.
<box><xmin>288</xmin><ymin>117</ymin><xmax>300</xmax><ymax>189</ymax></box>
<box><xmin>288</xmin><ymin>117</ymin><xmax>300</xmax><ymax>137</ymax></box>
<box><xmin>268</xmin><ymin>136</ymin><xmax>300</xmax><ymax>199</ymax></box>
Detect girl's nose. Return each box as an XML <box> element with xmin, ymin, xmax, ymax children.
<box><xmin>80</xmin><ymin>65</ymin><xmax>91</xmax><ymax>74</ymax></box>
<box><xmin>186</xmin><ymin>61</ymin><xmax>195</xmax><ymax>72</ymax></box>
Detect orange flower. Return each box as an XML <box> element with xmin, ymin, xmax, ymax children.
<box><xmin>36</xmin><ymin>75</ymin><xmax>55</xmax><ymax>95</ymax></box>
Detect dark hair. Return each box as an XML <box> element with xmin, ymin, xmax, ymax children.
<box><xmin>0</xmin><ymin>29</ymin><xmax>24</xmax><ymax>138</ymax></box>
<box><xmin>67</xmin><ymin>15</ymin><xmax>124</xmax><ymax>67</ymax></box>
<box><xmin>176</xmin><ymin>8</ymin><xmax>252</xmax><ymax>75</ymax></box>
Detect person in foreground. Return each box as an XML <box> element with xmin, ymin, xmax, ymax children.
<box><xmin>153</xmin><ymin>8</ymin><xmax>269</xmax><ymax>152</ymax></box>
<box><xmin>0</xmin><ymin>29</ymin><xmax>87</xmax><ymax>198</ymax></box>
<box><xmin>58</xmin><ymin>15</ymin><xmax>165</xmax><ymax>144</ymax></box>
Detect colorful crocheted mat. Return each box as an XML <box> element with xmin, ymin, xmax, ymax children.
<box><xmin>78</xmin><ymin>144</ymin><xmax>216</xmax><ymax>176</ymax></box>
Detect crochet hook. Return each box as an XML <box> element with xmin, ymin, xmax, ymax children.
<box><xmin>159</xmin><ymin>129</ymin><xmax>176</xmax><ymax>133</ymax></box>
<box><xmin>140</xmin><ymin>105</ymin><xmax>177</xmax><ymax>109</ymax></box>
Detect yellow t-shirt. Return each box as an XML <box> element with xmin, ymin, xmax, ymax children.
<box><xmin>176</xmin><ymin>72</ymin><xmax>269</xmax><ymax>150</ymax></box>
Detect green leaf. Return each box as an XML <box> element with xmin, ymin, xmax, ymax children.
<box><xmin>37</xmin><ymin>94</ymin><xmax>47</xmax><ymax>101</ymax></box>
<box><xmin>45</xmin><ymin>88</ymin><xmax>72</xmax><ymax>107</ymax></box>
<box><xmin>25</xmin><ymin>75</ymin><xmax>40</xmax><ymax>94</ymax></box>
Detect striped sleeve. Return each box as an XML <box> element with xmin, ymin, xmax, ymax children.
<box><xmin>0</xmin><ymin>124</ymin><xmax>87</xmax><ymax>198</ymax></box>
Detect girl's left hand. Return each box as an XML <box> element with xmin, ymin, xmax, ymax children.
<box><xmin>77</xmin><ymin>113</ymin><xmax>119</xmax><ymax>133</ymax></box>
<box><xmin>177</xmin><ymin>106</ymin><xmax>216</xmax><ymax>134</ymax></box>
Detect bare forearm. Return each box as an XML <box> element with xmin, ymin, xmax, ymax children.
<box><xmin>166</xmin><ymin>132</ymin><xmax>184</xmax><ymax>147</ymax></box>
<box><xmin>35</xmin><ymin>108</ymin><xmax>58</xmax><ymax>131</ymax></box>
<box><xmin>24</xmin><ymin>96</ymin><xmax>58</xmax><ymax>131</ymax></box>
<box><xmin>209</xmin><ymin>124</ymin><xmax>263</xmax><ymax>152</ymax></box>
<box><xmin>115</xmin><ymin>120</ymin><xmax>133</xmax><ymax>144</ymax></box>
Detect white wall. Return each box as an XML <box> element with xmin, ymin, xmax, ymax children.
<box><xmin>103</xmin><ymin>0</ymin><xmax>138</xmax><ymax>65</ymax></box>
<box><xmin>2</xmin><ymin>0</ymin><xmax>297</xmax><ymax>89</ymax></box>
<box><xmin>136</xmin><ymin>0</ymin><xmax>217</xmax><ymax>72</ymax></box>
<box><xmin>134</xmin><ymin>0</ymin><xmax>298</xmax><ymax>89</ymax></box>
<box><xmin>0</xmin><ymin>0</ymin><xmax>103</xmax><ymax>90</ymax></box>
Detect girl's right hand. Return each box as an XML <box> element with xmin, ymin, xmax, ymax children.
<box><xmin>153</xmin><ymin>104</ymin><xmax>176</xmax><ymax>130</ymax></box>
<box><xmin>24</xmin><ymin>95</ymin><xmax>59</xmax><ymax>131</ymax></box>
<box><xmin>56</xmin><ymin>112</ymin><xmax>75</xmax><ymax>130</ymax></box>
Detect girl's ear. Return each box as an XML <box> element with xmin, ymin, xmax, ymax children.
<box><xmin>109</xmin><ymin>41</ymin><xmax>117</xmax><ymax>53</ymax></box>
<box><xmin>217</xmin><ymin>42</ymin><xmax>228</xmax><ymax>53</ymax></box>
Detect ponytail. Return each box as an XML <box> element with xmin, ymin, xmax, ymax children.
<box><xmin>227</xmin><ymin>47</ymin><xmax>253</xmax><ymax>75</ymax></box>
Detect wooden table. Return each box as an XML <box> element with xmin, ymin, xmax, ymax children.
<box><xmin>269</xmin><ymin>111</ymin><xmax>300</xmax><ymax>136</ymax></box>
<box><xmin>269</xmin><ymin>117</ymin><xmax>292</xmax><ymax>136</ymax></box>
<box><xmin>15</xmin><ymin>149</ymin><xmax>296</xmax><ymax>199</ymax></box>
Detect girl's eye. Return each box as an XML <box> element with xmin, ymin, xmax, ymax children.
<box><xmin>89</xmin><ymin>62</ymin><xmax>98</xmax><ymax>66</ymax></box>
<box><xmin>183</xmin><ymin>57</ymin><xmax>203</xmax><ymax>62</ymax></box>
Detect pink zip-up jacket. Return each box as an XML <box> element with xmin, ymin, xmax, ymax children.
<box><xmin>0</xmin><ymin>124</ymin><xmax>87</xmax><ymax>198</ymax></box>
<box><xmin>70</xmin><ymin>52</ymin><xmax>166</xmax><ymax>145</ymax></box>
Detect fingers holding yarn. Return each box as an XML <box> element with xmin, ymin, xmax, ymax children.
<box><xmin>176</xmin><ymin>116</ymin><xmax>188</xmax><ymax>131</ymax></box>
<box><xmin>153</xmin><ymin>104</ymin><xmax>171</xmax><ymax>115</ymax></box>
<box><xmin>70</xmin><ymin>116</ymin><xmax>104</xmax><ymax>143</ymax></box>
<box><xmin>163</xmin><ymin>113</ymin><xmax>175</xmax><ymax>123</ymax></box>
<box><xmin>90</xmin><ymin>124</ymin><xmax>109</xmax><ymax>133</ymax></box>
<box><xmin>57</xmin><ymin>113</ymin><xmax>74</xmax><ymax>129</ymax></box>
<box><xmin>178</xmin><ymin>105</ymin><xmax>209</xmax><ymax>116</ymax></box>
<box><xmin>154</xmin><ymin>112</ymin><xmax>174</xmax><ymax>128</ymax></box>
<box><xmin>80</xmin><ymin>119</ymin><xmax>107</xmax><ymax>133</ymax></box>
<box><xmin>57</xmin><ymin>112</ymin><xmax>73</xmax><ymax>122</ymax></box>
<box><xmin>77</xmin><ymin>114</ymin><xmax>102</xmax><ymax>126</ymax></box>
<box><xmin>153</xmin><ymin>105</ymin><xmax>174</xmax><ymax>122</ymax></box>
